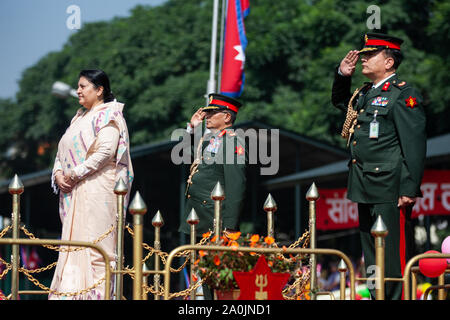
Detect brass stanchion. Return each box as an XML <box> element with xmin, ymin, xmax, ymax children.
<box><xmin>370</xmin><ymin>215</ymin><xmax>388</xmax><ymax>300</ymax></box>
<box><xmin>263</xmin><ymin>194</ymin><xmax>277</xmax><ymax>238</ymax></box>
<box><xmin>9</xmin><ymin>174</ymin><xmax>24</xmax><ymax>301</ymax></box>
<box><xmin>187</xmin><ymin>208</ymin><xmax>199</xmax><ymax>300</ymax></box>
<box><xmin>211</xmin><ymin>182</ymin><xmax>224</xmax><ymax>242</ymax></box>
<box><xmin>143</xmin><ymin>263</ymin><xmax>150</xmax><ymax>300</ymax></box>
<box><xmin>338</xmin><ymin>259</ymin><xmax>347</xmax><ymax>300</ymax></box>
<box><xmin>113</xmin><ymin>178</ymin><xmax>128</xmax><ymax>300</ymax></box>
<box><xmin>411</xmin><ymin>267</ymin><xmax>419</xmax><ymax>300</ymax></box>
<box><xmin>306</xmin><ymin>182</ymin><xmax>319</xmax><ymax>300</ymax></box>
<box><xmin>438</xmin><ymin>272</ymin><xmax>446</xmax><ymax>300</ymax></box>
<box><xmin>151</xmin><ymin>210</ymin><xmax>164</xmax><ymax>300</ymax></box>
<box><xmin>128</xmin><ymin>191</ymin><xmax>147</xmax><ymax>300</ymax></box>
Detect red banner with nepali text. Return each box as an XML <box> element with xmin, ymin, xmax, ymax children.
<box><xmin>316</xmin><ymin>170</ymin><xmax>450</xmax><ymax>230</ymax></box>
<box><xmin>316</xmin><ymin>188</ymin><xmax>359</xmax><ymax>230</ymax></box>
<box><xmin>412</xmin><ymin>170</ymin><xmax>450</xmax><ymax>218</ymax></box>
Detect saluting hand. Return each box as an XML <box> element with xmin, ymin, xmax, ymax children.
<box><xmin>190</xmin><ymin>107</ymin><xmax>205</xmax><ymax>128</ymax></box>
<box><xmin>339</xmin><ymin>50</ymin><xmax>359</xmax><ymax>77</ymax></box>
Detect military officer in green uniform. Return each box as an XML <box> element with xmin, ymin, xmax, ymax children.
<box><xmin>331</xmin><ymin>33</ymin><xmax>426</xmax><ymax>300</ymax></box>
<box><xmin>178</xmin><ymin>93</ymin><xmax>247</xmax><ymax>237</ymax></box>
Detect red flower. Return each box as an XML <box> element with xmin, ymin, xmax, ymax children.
<box><xmin>202</xmin><ymin>231</ymin><xmax>212</xmax><ymax>239</ymax></box>
<box><xmin>227</xmin><ymin>231</ymin><xmax>241</xmax><ymax>241</ymax></box>
<box><xmin>264</xmin><ymin>236</ymin><xmax>275</xmax><ymax>245</ymax></box>
<box><xmin>250</xmin><ymin>234</ymin><xmax>260</xmax><ymax>243</ymax></box>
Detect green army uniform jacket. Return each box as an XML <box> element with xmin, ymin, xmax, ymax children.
<box><xmin>332</xmin><ymin>69</ymin><xmax>426</xmax><ymax>204</ymax></box>
<box><xmin>178</xmin><ymin>127</ymin><xmax>247</xmax><ymax>235</ymax></box>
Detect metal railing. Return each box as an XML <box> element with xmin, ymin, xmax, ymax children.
<box><xmin>1</xmin><ymin>174</ymin><xmax>448</xmax><ymax>300</ymax></box>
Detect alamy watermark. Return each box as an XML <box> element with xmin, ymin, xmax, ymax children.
<box><xmin>366</xmin><ymin>5</ymin><xmax>381</xmax><ymax>30</ymax></box>
<box><xmin>366</xmin><ymin>264</ymin><xmax>381</xmax><ymax>290</ymax></box>
<box><xmin>66</xmin><ymin>5</ymin><xmax>81</xmax><ymax>30</ymax></box>
<box><xmin>170</xmin><ymin>127</ymin><xmax>280</xmax><ymax>176</ymax></box>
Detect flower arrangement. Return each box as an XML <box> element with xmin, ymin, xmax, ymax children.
<box><xmin>193</xmin><ymin>231</ymin><xmax>301</xmax><ymax>292</ymax></box>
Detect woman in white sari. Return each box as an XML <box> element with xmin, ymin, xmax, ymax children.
<box><xmin>49</xmin><ymin>70</ymin><xmax>133</xmax><ymax>300</ymax></box>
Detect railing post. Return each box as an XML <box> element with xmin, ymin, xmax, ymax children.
<box><xmin>306</xmin><ymin>182</ymin><xmax>319</xmax><ymax>300</ymax></box>
<box><xmin>411</xmin><ymin>268</ymin><xmax>418</xmax><ymax>300</ymax></box>
<box><xmin>187</xmin><ymin>208</ymin><xmax>200</xmax><ymax>300</ymax></box>
<box><xmin>263</xmin><ymin>194</ymin><xmax>277</xmax><ymax>238</ymax></box>
<box><xmin>438</xmin><ymin>272</ymin><xmax>446</xmax><ymax>300</ymax></box>
<box><xmin>371</xmin><ymin>215</ymin><xmax>388</xmax><ymax>300</ymax></box>
<box><xmin>338</xmin><ymin>259</ymin><xmax>348</xmax><ymax>300</ymax></box>
<box><xmin>9</xmin><ymin>174</ymin><xmax>24</xmax><ymax>301</ymax></box>
<box><xmin>113</xmin><ymin>178</ymin><xmax>128</xmax><ymax>300</ymax></box>
<box><xmin>128</xmin><ymin>191</ymin><xmax>147</xmax><ymax>300</ymax></box>
<box><xmin>211</xmin><ymin>182</ymin><xmax>225</xmax><ymax>243</ymax></box>
<box><xmin>151</xmin><ymin>210</ymin><xmax>164</xmax><ymax>300</ymax></box>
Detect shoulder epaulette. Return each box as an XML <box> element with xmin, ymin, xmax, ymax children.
<box><xmin>218</xmin><ymin>129</ymin><xmax>227</xmax><ymax>137</ymax></box>
<box><xmin>392</xmin><ymin>80</ymin><xmax>407</xmax><ymax>89</ymax></box>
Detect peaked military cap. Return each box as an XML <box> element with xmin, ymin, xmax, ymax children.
<box><xmin>359</xmin><ymin>33</ymin><xmax>404</xmax><ymax>53</ymax></box>
<box><xmin>203</xmin><ymin>93</ymin><xmax>242</xmax><ymax>114</ymax></box>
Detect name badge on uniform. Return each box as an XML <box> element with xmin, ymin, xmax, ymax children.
<box><xmin>369</xmin><ymin>110</ymin><xmax>379</xmax><ymax>139</ymax></box>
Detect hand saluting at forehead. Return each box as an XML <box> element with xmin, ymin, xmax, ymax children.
<box><xmin>190</xmin><ymin>107</ymin><xmax>206</xmax><ymax>128</ymax></box>
<box><xmin>339</xmin><ymin>50</ymin><xmax>359</xmax><ymax>77</ymax></box>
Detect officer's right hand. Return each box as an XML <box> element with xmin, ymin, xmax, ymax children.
<box><xmin>190</xmin><ymin>107</ymin><xmax>205</xmax><ymax>128</ymax></box>
<box><xmin>339</xmin><ymin>50</ymin><xmax>359</xmax><ymax>77</ymax></box>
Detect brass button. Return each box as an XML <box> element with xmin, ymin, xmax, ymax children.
<box><xmin>360</xmin><ymin>109</ymin><xmax>365</xmax><ymax>113</ymax></box>
<box><xmin>375</xmin><ymin>167</ymin><xmax>380</xmax><ymax>172</ymax></box>
<box><xmin>352</xmin><ymin>159</ymin><xmax>357</xmax><ymax>164</ymax></box>
<box><xmin>203</xmin><ymin>200</ymin><xmax>207</xmax><ymax>204</ymax></box>
<box><xmin>352</xmin><ymin>141</ymin><xmax>357</xmax><ymax>146</ymax></box>
<box><xmin>187</xmin><ymin>194</ymin><xmax>191</xmax><ymax>199</ymax></box>
<box><xmin>357</xmin><ymin>124</ymin><xmax>361</xmax><ymax>129</ymax></box>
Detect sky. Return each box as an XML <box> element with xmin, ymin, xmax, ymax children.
<box><xmin>0</xmin><ymin>0</ymin><xmax>167</xmax><ymax>99</ymax></box>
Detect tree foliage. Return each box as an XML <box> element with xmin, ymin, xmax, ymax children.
<box><xmin>0</xmin><ymin>0</ymin><xmax>449</xmax><ymax>178</ymax></box>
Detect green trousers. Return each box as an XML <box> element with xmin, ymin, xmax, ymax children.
<box><xmin>358</xmin><ymin>202</ymin><xmax>414</xmax><ymax>300</ymax></box>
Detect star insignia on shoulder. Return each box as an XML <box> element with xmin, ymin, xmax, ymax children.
<box><xmin>405</xmin><ymin>96</ymin><xmax>417</xmax><ymax>108</ymax></box>
<box><xmin>235</xmin><ymin>146</ymin><xmax>244</xmax><ymax>155</ymax></box>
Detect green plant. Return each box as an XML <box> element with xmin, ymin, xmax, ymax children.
<box><xmin>194</xmin><ymin>232</ymin><xmax>298</xmax><ymax>291</ymax></box>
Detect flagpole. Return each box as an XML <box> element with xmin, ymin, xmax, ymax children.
<box><xmin>206</xmin><ymin>0</ymin><xmax>220</xmax><ymax>105</ymax></box>
<box><xmin>217</xmin><ymin>0</ymin><xmax>227</xmax><ymax>92</ymax></box>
